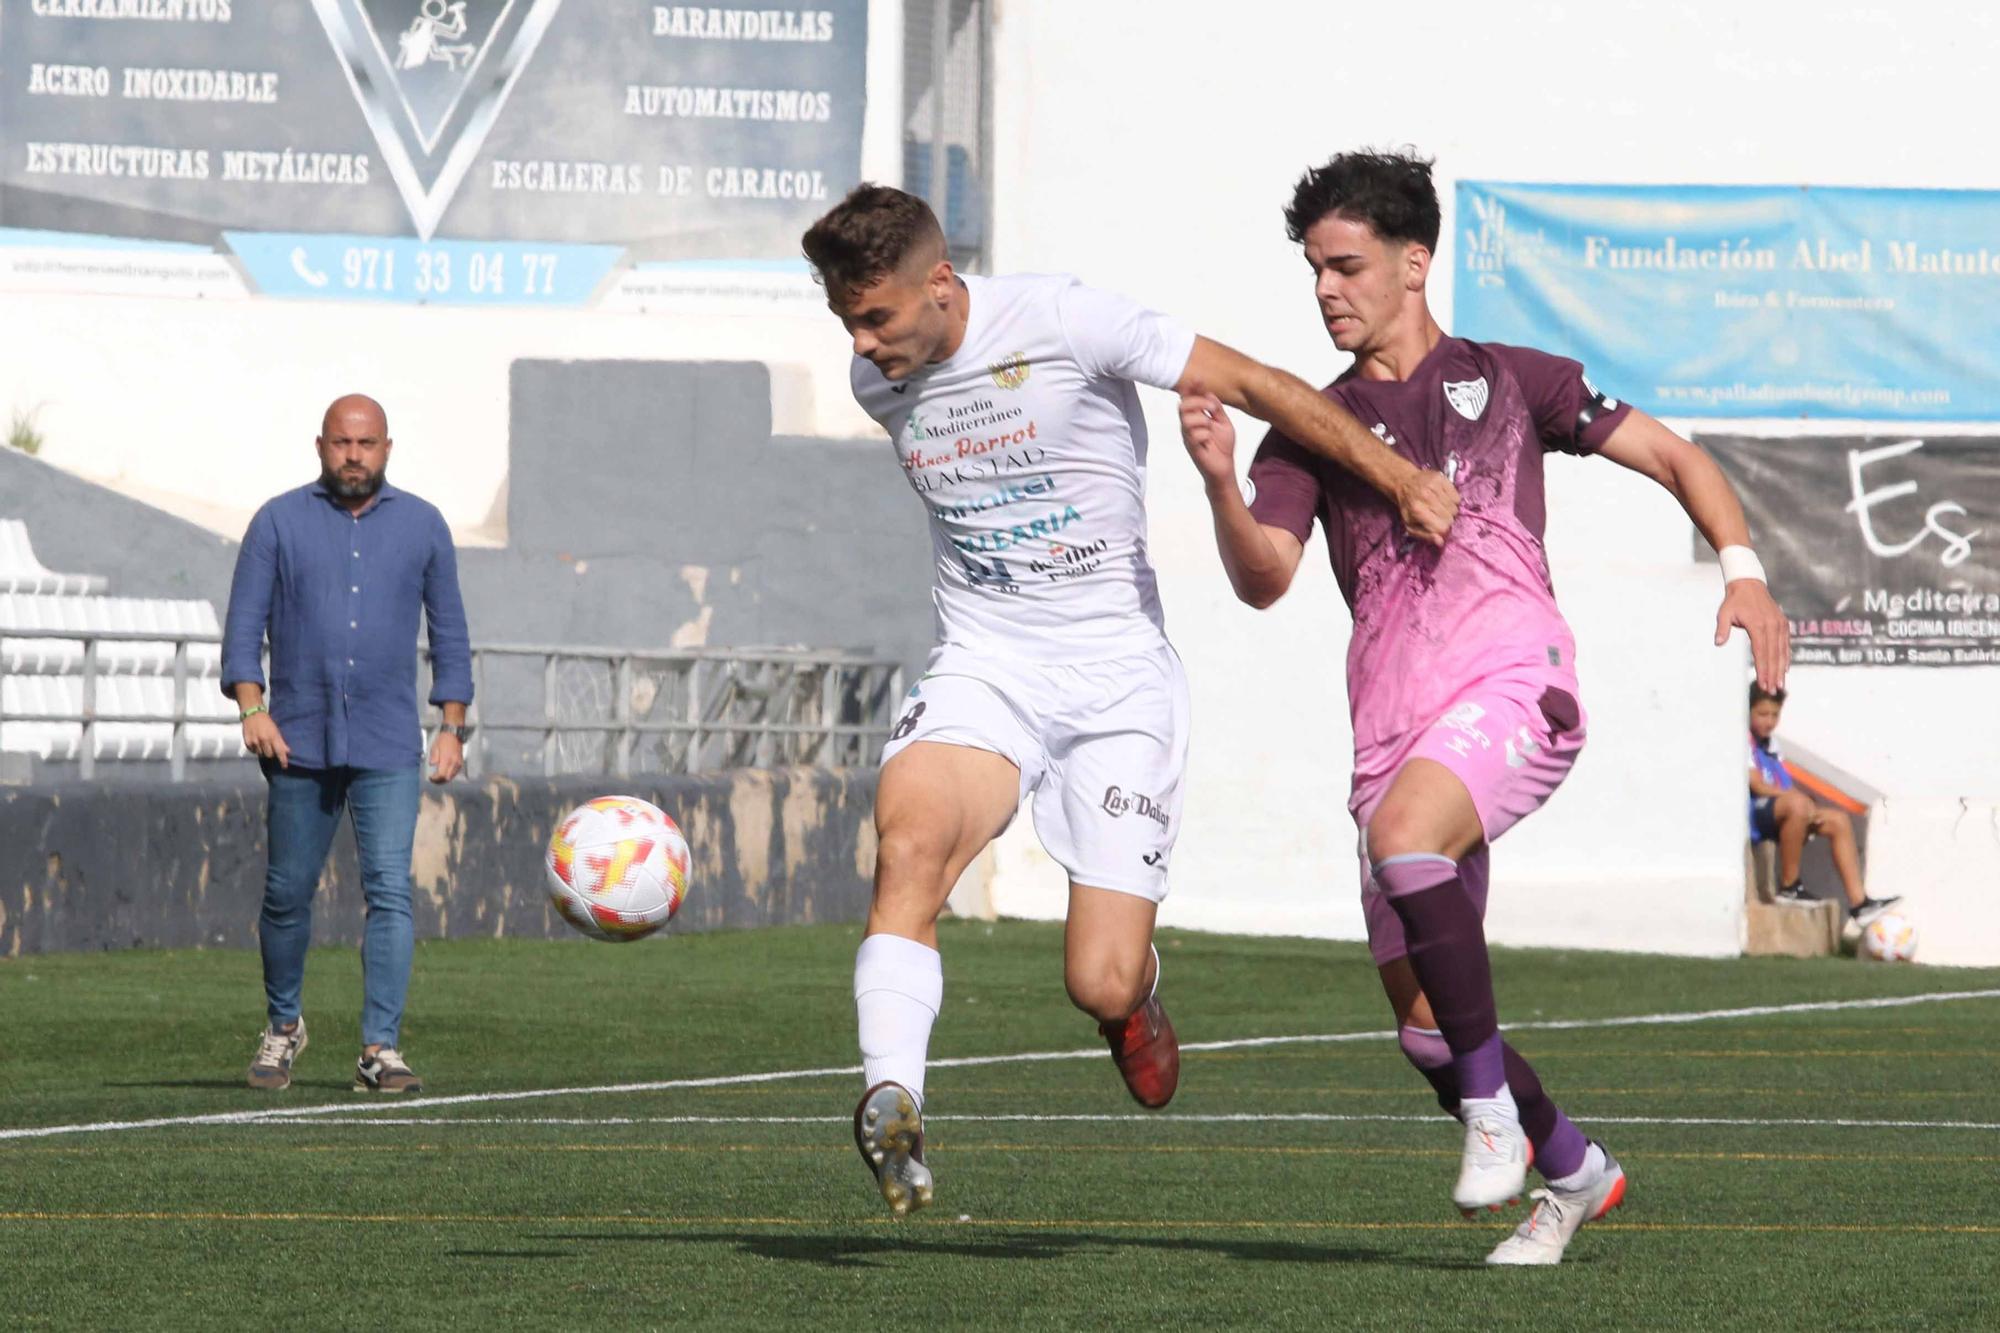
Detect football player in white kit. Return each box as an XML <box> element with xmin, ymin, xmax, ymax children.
<box><xmin>802</xmin><ymin>185</ymin><xmax>1460</xmax><ymax>1216</ymax></box>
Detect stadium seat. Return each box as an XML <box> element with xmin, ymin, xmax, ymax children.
<box><xmin>0</xmin><ymin>586</ymin><xmax>241</xmax><ymax>768</ymax></box>
<box><xmin>0</xmin><ymin>592</ymin><xmax>220</xmax><ymax>637</ymax></box>
<box><xmin>0</xmin><ymin>674</ymin><xmax>244</xmax><ymax>760</ymax></box>
<box><xmin>0</xmin><ymin>719</ymin><xmax>244</xmax><ymax>761</ymax></box>
<box><xmin>0</xmin><ymin>637</ymin><xmax>222</xmax><ymax>676</ymax></box>
<box><xmin>0</xmin><ymin>519</ymin><xmax>108</xmax><ymax>596</ymax></box>
<box><xmin>1</xmin><ymin>675</ymin><xmax>237</xmax><ymax>721</ymax></box>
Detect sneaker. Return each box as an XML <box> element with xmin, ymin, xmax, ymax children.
<box><xmin>1773</xmin><ymin>881</ymin><xmax>1815</xmax><ymax>905</ymax></box>
<box><xmin>1099</xmin><ymin>995</ymin><xmax>1179</xmax><ymax>1109</ymax></box>
<box><xmin>246</xmin><ymin>1018</ymin><xmax>308</xmax><ymax>1091</ymax></box>
<box><xmin>1853</xmin><ymin>895</ymin><xmax>1903</xmax><ymax>924</ymax></box>
<box><xmin>853</xmin><ymin>1081</ymin><xmax>933</xmax><ymax>1217</ymax></box>
<box><xmin>1486</xmin><ymin>1144</ymin><xmax>1628</xmax><ymax>1265</ymax></box>
<box><xmin>1453</xmin><ymin>1105</ymin><xmax>1530</xmax><ymax>1215</ymax></box>
<box><xmin>352</xmin><ymin>1047</ymin><xmax>423</xmax><ymax>1094</ymax></box>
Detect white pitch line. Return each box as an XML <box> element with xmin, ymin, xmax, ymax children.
<box><xmin>0</xmin><ymin>1065</ymin><xmax>862</xmax><ymax>1144</ymax></box>
<box><xmin>264</xmin><ymin>1112</ymin><xmax>2000</xmax><ymax>1132</ymax></box>
<box><xmin>3</xmin><ymin>987</ymin><xmax>1997</xmax><ymax>1144</ymax></box>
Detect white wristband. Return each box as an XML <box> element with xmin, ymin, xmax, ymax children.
<box><xmin>1718</xmin><ymin>545</ymin><xmax>1766</xmax><ymax>584</ymax></box>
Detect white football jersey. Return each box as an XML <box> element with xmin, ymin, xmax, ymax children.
<box><xmin>851</xmin><ymin>273</ymin><xmax>1196</xmax><ymax>663</ymax></box>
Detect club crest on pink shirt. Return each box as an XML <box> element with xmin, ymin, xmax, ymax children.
<box><xmin>1443</xmin><ymin>377</ymin><xmax>1490</xmax><ymax>420</ymax></box>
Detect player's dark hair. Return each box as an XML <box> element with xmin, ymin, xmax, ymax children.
<box><xmin>1750</xmin><ymin>682</ymin><xmax>1788</xmax><ymax>708</ymax></box>
<box><xmin>801</xmin><ymin>184</ymin><xmax>945</xmax><ymax>298</ymax></box>
<box><xmin>1284</xmin><ymin>150</ymin><xmax>1441</xmax><ymax>251</ymax></box>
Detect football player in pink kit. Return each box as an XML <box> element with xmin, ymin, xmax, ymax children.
<box><xmin>1181</xmin><ymin>151</ymin><xmax>1789</xmax><ymax>1265</ymax></box>
<box><xmin>802</xmin><ymin>185</ymin><xmax>1461</xmax><ymax>1219</ymax></box>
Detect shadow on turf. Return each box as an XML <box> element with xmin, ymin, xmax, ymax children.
<box><xmin>104</xmin><ymin>1079</ymin><xmax>358</xmax><ymax>1092</ymax></box>
<box><xmin>526</xmin><ymin>1230</ymin><xmax>1483</xmax><ymax>1272</ymax></box>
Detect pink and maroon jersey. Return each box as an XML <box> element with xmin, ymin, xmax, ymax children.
<box><xmin>1247</xmin><ymin>336</ymin><xmax>1630</xmax><ymax>757</ymax></box>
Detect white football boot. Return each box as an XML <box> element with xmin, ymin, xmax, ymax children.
<box><xmin>853</xmin><ymin>1081</ymin><xmax>934</xmax><ymax>1217</ymax></box>
<box><xmin>1486</xmin><ymin>1145</ymin><xmax>1628</xmax><ymax>1265</ymax></box>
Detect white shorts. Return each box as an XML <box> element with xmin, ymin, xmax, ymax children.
<box><xmin>881</xmin><ymin>641</ymin><xmax>1191</xmax><ymax>901</ymax></box>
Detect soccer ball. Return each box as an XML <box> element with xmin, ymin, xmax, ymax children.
<box><xmin>544</xmin><ymin>795</ymin><xmax>690</xmax><ymax>942</ymax></box>
<box><xmin>1859</xmin><ymin>911</ymin><xmax>1917</xmax><ymax>963</ymax></box>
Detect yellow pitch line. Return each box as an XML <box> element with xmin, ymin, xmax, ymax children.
<box><xmin>947</xmin><ymin>1146</ymin><xmax>2000</xmax><ymax>1165</ymax></box>
<box><xmin>0</xmin><ymin>1211</ymin><xmax>812</xmax><ymax>1226</ymax></box>
<box><xmin>1</xmin><ymin>1211</ymin><xmax>1994</xmax><ymax>1236</ymax></box>
<box><xmin>818</xmin><ymin>1084</ymin><xmax>1982</xmax><ymax>1099</ymax></box>
<box><xmin>3</xmin><ymin>1143</ymin><xmax>842</xmax><ymax>1156</ymax></box>
<box><xmin>1201</xmin><ymin>1042</ymin><xmax>1962</xmax><ymax>1061</ymax></box>
<box><xmin>9</xmin><ymin>1144</ymin><xmax>1995</xmax><ymax>1166</ymax></box>
<box><xmin>1526</xmin><ymin>1049</ymin><xmax>1964</xmax><ymax>1059</ymax></box>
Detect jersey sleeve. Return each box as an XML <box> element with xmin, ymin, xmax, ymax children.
<box><xmin>1056</xmin><ymin>278</ymin><xmax>1199</xmax><ymax>391</ymax></box>
<box><xmin>1245</xmin><ymin>426</ymin><xmax>1324</xmax><ymax>544</ymax></box>
<box><xmin>1494</xmin><ymin>344</ymin><xmax>1632</xmax><ymax>456</ymax></box>
<box><xmin>847</xmin><ymin>354</ymin><xmax>893</xmax><ymax>429</ymax></box>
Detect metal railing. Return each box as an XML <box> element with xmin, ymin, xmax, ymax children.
<box><xmin>0</xmin><ymin>627</ymin><xmax>221</xmax><ymax>780</ymax></box>
<box><xmin>0</xmin><ymin>626</ymin><xmax>904</xmax><ymax>781</ymax></box>
<box><xmin>463</xmin><ymin>643</ymin><xmax>905</xmax><ymax>779</ymax></box>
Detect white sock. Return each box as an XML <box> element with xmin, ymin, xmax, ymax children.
<box><xmin>1547</xmin><ymin>1142</ymin><xmax>1607</xmax><ymax>1192</ymax></box>
<box><xmin>854</xmin><ymin>933</ymin><xmax>944</xmax><ymax>1109</ymax></box>
<box><xmin>1146</xmin><ymin>944</ymin><xmax>1160</xmax><ymax>999</ymax></box>
<box><xmin>1459</xmin><ymin>1084</ymin><xmax>1521</xmax><ymax>1126</ymax></box>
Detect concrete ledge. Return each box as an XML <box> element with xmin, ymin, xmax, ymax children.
<box><xmin>1743</xmin><ymin>841</ymin><xmax>1840</xmax><ymax>958</ymax></box>
<box><xmin>0</xmin><ymin>768</ymin><xmax>879</xmax><ymax>956</ymax></box>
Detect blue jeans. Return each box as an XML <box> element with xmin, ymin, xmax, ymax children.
<box><xmin>260</xmin><ymin>763</ymin><xmax>423</xmax><ymax>1048</ymax></box>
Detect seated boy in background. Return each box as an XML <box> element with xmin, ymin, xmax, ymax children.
<box><xmin>1749</xmin><ymin>683</ymin><xmax>1900</xmax><ymax>922</ymax></box>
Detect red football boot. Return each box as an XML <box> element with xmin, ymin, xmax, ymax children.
<box><xmin>1099</xmin><ymin>995</ymin><xmax>1179</xmax><ymax>1108</ymax></box>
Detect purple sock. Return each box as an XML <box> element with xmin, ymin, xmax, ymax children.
<box><xmin>1503</xmin><ymin>1043</ymin><xmax>1589</xmax><ymax>1180</ymax></box>
<box><xmin>1374</xmin><ymin>854</ymin><xmax>1504</xmax><ymax>1098</ymax></box>
<box><xmin>1397</xmin><ymin>1024</ymin><xmax>1459</xmax><ymax>1116</ymax></box>
<box><xmin>1398</xmin><ymin>1022</ymin><xmax>1588</xmax><ymax>1178</ymax></box>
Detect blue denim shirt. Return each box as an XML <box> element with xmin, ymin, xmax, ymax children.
<box><xmin>221</xmin><ymin>481</ymin><xmax>473</xmax><ymax>770</ymax></box>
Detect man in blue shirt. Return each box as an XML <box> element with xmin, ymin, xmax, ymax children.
<box><xmin>223</xmin><ymin>393</ymin><xmax>473</xmax><ymax>1094</ymax></box>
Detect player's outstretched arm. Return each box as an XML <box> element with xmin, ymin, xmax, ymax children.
<box><xmin>1598</xmin><ymin>410</ymin><xmax>1791</xmax><ymax>690</ymax></box>
<box><xmin>1177</xmin><ymin>336</ymin><xmax>1457</xmax><ymax>546</ymax></box>
<box><xmin>1179</xmin><ymin>387</ymin><xmax>1306</xmax><ymax>607</ymax></box>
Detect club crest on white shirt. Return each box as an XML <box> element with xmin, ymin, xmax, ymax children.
<box><xmin>988</xmin><ymin>352</ymin><xmax>1030</xmax><ymax>390</ymax></box>
<box><xmin>1443</xmin><ymin>377</ymin><xmax>1489</xmax><ymax>420</ymax></box>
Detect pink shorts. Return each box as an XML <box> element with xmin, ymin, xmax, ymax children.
<box><xmin>1352</xmin><ymin>674</ymin><xmax>1586</xmax><ymax>966</ymax></box>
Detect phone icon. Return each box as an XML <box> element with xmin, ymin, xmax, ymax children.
<box><xmin>289</xmin><ymin>246</ymin><xmax>329</xmax><ymax>288</ymax></box>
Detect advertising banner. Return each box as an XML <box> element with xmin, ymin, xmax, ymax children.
<box><xmin>0</xmin><ymin>1</ymin><xmax>867</xmax><ymax>307</ymax></box>
<box><xmin>1701</xmin><ymin>433</ymin><xmax>2000</xmax><ymax>666</ymax></box>
<box><xmin>1456</xmin><ymin>182</ymin><xmax>2000</xmax><ymax>421</ymax></box>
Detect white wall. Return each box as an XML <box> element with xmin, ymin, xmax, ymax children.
<box><xmin>1862</xmin><ymin>799</ymin><xmax>2000</xmax><ymax>968</ymax></box>
<box><xmin>972</xmin><ymin>0</ymin><xmax>2000</xmax><ymax>957</ymax></box>
<box><xmin>0</xmin><ymin>290</ymin><xmax>862</xmax><ymax>540</ymax></box>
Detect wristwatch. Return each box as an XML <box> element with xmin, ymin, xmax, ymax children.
<box><xmin>440</xmin><ymin>723</ymin><xmax>471</xmax><ymax>741</ymax></box>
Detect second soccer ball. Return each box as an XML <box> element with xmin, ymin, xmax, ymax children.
<box><xmin>1858</xmin><ymin>911</ymin><xmax>1917</xmax><ymax>963</ymax></box>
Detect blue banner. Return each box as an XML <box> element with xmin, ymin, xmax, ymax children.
<box><xmin>224</xmin><ymin>232</ymin><xmax>621</xmax><ymax>305</ymax></box>
<box><xmin>1455</xmin><ymin>183</ymin><xmax>2000</xmax><ymax>420</ymax></box>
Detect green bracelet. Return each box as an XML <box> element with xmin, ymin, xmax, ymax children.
<box><xmin>240</xmin><ymin>704</ymin><xmax>269</xmax><ymax>721</ymax></box>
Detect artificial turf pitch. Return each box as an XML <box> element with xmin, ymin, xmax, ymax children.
<box><xmin>4</xmin><ymin>921</ymin><xmax>1996</xmax><ymax>1329</ymax></box>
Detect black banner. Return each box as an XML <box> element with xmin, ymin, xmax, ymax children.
<box><xmin>1701</xmin><ymin>434</ymin><xmax>2000</xmax><ymax>666</ymax></box>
